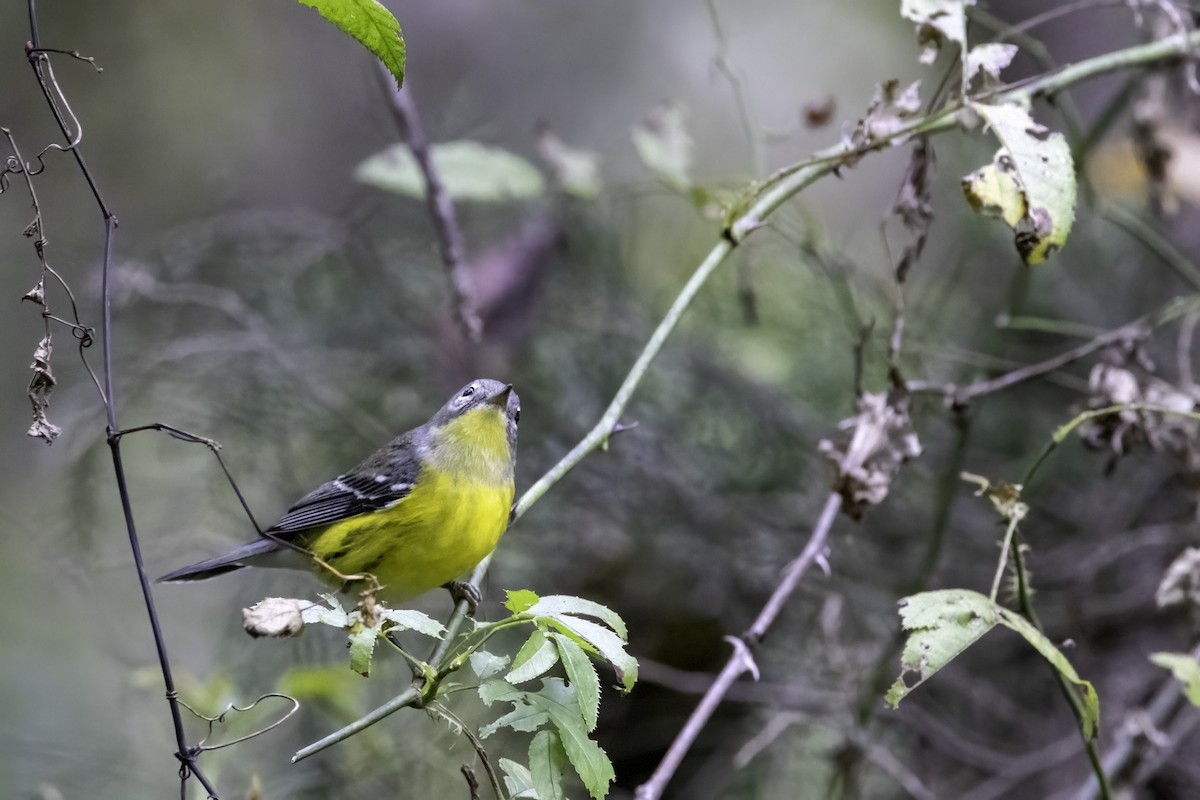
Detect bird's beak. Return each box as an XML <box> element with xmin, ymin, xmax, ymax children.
<box><xmin>486</xmin><ymin>384</ymin><xmax>513</xmax><ymax>407</ymax></box>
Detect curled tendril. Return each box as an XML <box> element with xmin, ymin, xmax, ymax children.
<box><xmin>176</xmin><ymin>692</ymin><xmax>300</xmax><ymax>752</ymax></box>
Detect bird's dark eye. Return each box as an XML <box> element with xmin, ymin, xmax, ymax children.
<box><xmin>514</xmin><ymin>409</ymin><xmax>521</xmax><ymax>424</ymax></box>
<box><xmin>460</xmin><ymin>386</ymin><xmax>475</xmax><ymax>399</ymax></box>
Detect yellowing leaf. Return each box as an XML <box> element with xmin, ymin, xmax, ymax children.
<box><xmin>966</xmin><ymin>102</ymin><xmax>1077</xmax><ymax>265</ymax></box>
<box><xmin>962</xmin><ymin>153</ymin><xmax>1025</xmax><ymax>228</ymax></box>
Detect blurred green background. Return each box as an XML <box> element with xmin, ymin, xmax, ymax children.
<box><xmin>3</xmin><ymin>1</ymin><xmax>1200</xmax><ymax>798</ymax></box>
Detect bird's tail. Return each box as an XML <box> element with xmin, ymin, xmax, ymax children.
<box><xmin>157</xmin><ymin>537</ymin><xmax>280</xmax><ymax>583</ymax></box>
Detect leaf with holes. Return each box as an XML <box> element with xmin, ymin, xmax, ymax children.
<box><xmin>887</xmin><ymin>589</ymin><xmax>997</xmax><ymax>708</ymax></box>
<box><xmin>966</xmin><ymin>102</ymin><xmax>1076</xmax><ymax>264</ymax></box>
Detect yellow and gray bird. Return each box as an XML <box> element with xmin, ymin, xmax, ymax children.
<box><xmin>159</xmin><ymin>379</ymin><xmax>520</xmax><ymax>608</ymax></box>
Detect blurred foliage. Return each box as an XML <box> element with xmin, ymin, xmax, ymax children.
<box><xmin>4</xmin><ymin>1</ymin><xmax>1200</xmax><ymax>799</ymax></box>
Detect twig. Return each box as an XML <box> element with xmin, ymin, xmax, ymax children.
<box><xmin>911</xmin><ymin>293</ymin><xmax>1200</xmax><ymax>405</ymax></box>
<box><xmin>633</xmin><ymin>492</ymin><xmax>843</xmax><ymax>800</ymax></box>
<box><xmin>379</xmin><ymin>66</ymin><xmax>482</xmax><ymax>342</ymax></box>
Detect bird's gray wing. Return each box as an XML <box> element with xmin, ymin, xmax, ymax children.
<box><xmin>267</xmin><ymin>433</ymin><xmax>422</xmax><ymax>536</ymax></box>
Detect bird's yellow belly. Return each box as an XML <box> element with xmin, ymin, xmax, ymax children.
<box><xmin>306</xmin><ymin>470</ymin><xmax>514</xmax><ymax>600</ymax></box>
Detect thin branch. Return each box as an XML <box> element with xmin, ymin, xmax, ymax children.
<box><xmin>910</xmin><ymin>293</ymin><xmax>1200</xmax><ymax>405</ymax></box>
<box><xmin>379</xmin><ymin>66</ymin><xmax>482</xmax><ymax>342</ymax></box>
<box><xmin>633</xmin><ymin>492</ymin><xmax>843</xmax><ymax>800</ymax></box>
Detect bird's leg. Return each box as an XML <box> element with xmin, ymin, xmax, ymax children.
<box><xmin>443</xmin><ymin>580</ymin><xmax>482</xmax><ymax>616</ymax></box>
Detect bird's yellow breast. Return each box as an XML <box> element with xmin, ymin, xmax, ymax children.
<box><xmin>306</xmin><ymin>406</ymin><xmax>515</xmax><ymax>600</ymax></box>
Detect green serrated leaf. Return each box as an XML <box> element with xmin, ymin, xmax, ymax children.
<box><xmin>1150</xmin><ymin>652</ymin><xmax>1200</xmax><ymax>706</ymax></box>
<box><xmin>381</xmin><ymin>608</ymin><xmax>447</xmax><ymax>638</ymax></box>
<box><xmin>632</xmin><ymin>103</ymin><xmax>692</xmax><ymax>192</ymax></box>
<box><xmin>967</xmin><ymin>102</ymin><xmax>1077</xmax><ymax>264</ymax></box>
<box><xmin>500</xmin><ymin>758</ymin><xmax>540</xmax><ymax>799</ymax></box>
<box><xmin>886</xmin><ymin>589</ymin><xmax>997</xmax><ymax>708</ymax></box>
<box><xmin>508</xmin><ymin>631</ymin><xmax>561</xmax><ymax>684</ymax></box>
<box><xmin>525</xmin><ymin>595</ymin><xmax>629</xmax><ymax>639</ymax></box>
<box><xmin>479</xmin><ymin>679</ymin><xmax>520</xmax><ymax>706</ymax></box>
<box><xmin>301</xmin><ymin>594</ymin><xmax>350</xmax><ymax>628</ymax></box>
<box><xmin>530</xmin><ymin>679</ymin><xmax>615</xmax><ymax>800</ymax></box>
<box><xmin>995</xmin><ymin>607</ymin><xmax>1099</xmax><ymax>739</ymax></box>
<box><xmin>347</xmin><ymin>625</ymin><xmax>378</xmax><ymax>677</ymax></box>
<box><xmin>506</xmin><ymin>589</ymin><xmax>541</xmax><ymax>614</ymax></box>
<box><xmin>356</xmin><ymin>140</ymin><xmax>545</xmax><ymax>202</ymax></box>
<box><xmin>528</xmin><ymin>729</ymin><xmax>569</xmax><ymax>800</ymax></box>
<box><xmin>548</xmin><ymin>616</ymin><xmax>639</xmax><ymax>693</ymax></box>
<box><xmin>470</xmin><ymin>651</ymin><xmax>510</xmax><ymax>681</ymax></box>
<box><xmin>297</xmin><ymin>0</ymin><xmax>405</xmax><ymax>88</ymax></box>
<box><xmin>552</xmin><ymin>633</ymin><xmax>601</xmax><ymax>731</ymax></box>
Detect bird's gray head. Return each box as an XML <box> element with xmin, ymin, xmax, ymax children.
<box><xmin>429</xmin><ymin>378</ymin><xmax>520</xmax><ymax>453</ymax></box>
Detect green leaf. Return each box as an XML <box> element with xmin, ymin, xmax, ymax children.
<box><xmin>506</xmin><ymin>589</ymin><xmax>541</xmax><ymax>614</ymax></box>
<box><xmin>528</xmin><ymin>729</ymin><xmax>569</xmax><ymax>800</ymax></box>
<box><xmin>995</xmin><ymin>607</ymin><xmax>1099</xmax><ymax>739</ymax></box>
<box><xmin>478</xmin><ymin>679</ymin><xmax>551</xmax><ymax>738</ymax></box>
<box><xmin>381</xmin><ymin>608</ymin><xmax>447</xmax><ymax>638</ymax></box>
<box><xmin>499</xmin><ymin>758</ymin><xmax>540</xmax><ymax>799</ymax></box>
<box><xmin>347</xmin><ymin>625</ymin><xmax>378</xmax><ymax>677</ymax></box>
<box><xmin>508</xmin><ymin>631</ymin><xmax>562</xmax><ymax>684</ymax></box>
<box><xmin>632</xmin><ymin>103</ymin><xmax>692</xmax><ymax>192</ymax></box>
<box><xmin>1150</xmin><ymin>652</ymin><xmax>1200</xmax><ymax>706</ymax></box>
<box><xmin>887</xmin><ymin>589</ymin><xmax>1099</xmax><ymax>742</ymax></box>
<box><xmin>356</xmin><ymin>141</ymin><xmax>545</xmax><ymax>202</ymax></box>
<box><xmin>548</xmin><ymin>616</ymin><xmax>639</xmax><ymax>692</ymax></box>
<box><xmin>525</xmin><ymin>595</ymin><xmax>629</xmax><ymax>639</ymax></box>
<box><xmin>301</xmin><ymin>593</ymin><xmax>350</xmax><ymax>628</ymax></box>
<box><xmin>552</xmin><ymin>633</ymin><xmax>601</xmax><ymax>731</ymax></box>
<box><xmin>296</xmin><ymin>0</ymin><xmax>405</xmax><ymax>88</ymax></box>
<box><xmin>470</xmin><ymin>650</ymin><xmax>510</xmax><ymax>681</ymax></box>
<box><xmin>887</xmin><ymin>589</ymin><xmax>997</xmax><ymax>707</ymax></box>
<box><xmin>900</xmin><ymin>0</ymin><xmax>970</xmax><ymax>65</ymax></box>
<box><xmin>479</xmin><ymin>678</ymin><xmax>520</xmax><ymax>706</ymax></box>
<box><xmin>529</xmin><ymin>679</ymin><xmax>614</xmax><ymax>800</ymax></box>
<box><xmin>966</xmin><ymin>102</ymin><xmax>1077</xmax><ymax>264</ymax></box>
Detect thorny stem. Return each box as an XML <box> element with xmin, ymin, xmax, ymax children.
<box><xmin>293</xmin><ymin>27</ymin><xmax>1200</xmax><ymax>766</ymax></box>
